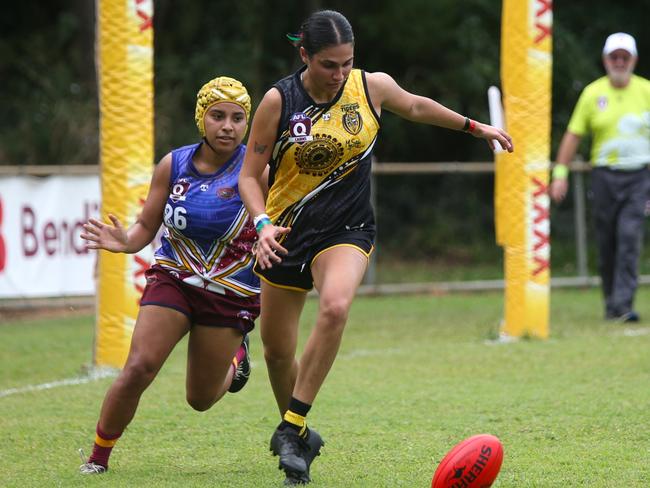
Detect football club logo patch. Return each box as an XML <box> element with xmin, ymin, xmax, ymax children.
<box><xmin>170</xmin><ymin>179</ymin><xmax>190</xmax><ymax>202</ymax></box>
<box><xmin>295</xmin><ymin>134</ymin><xmax>344</xmax><ymax>176</ymax></box>
<box><xmin>597</xmin><ymin>96</ymin><xmax>608</xmax><ymax>110</ymax></box>
<box><xmin>217</xmin><ymin>187</ymin><xmax>235</xmax><ymax>199</ymax></box>
<box><xmin>341</xmin><ymin>103</ymin><xmax>363</xmax><ymax>135</ymax></box>
<box><xmin>288</xmin><ymin>112</ymin><xmax>313</xmax><ymax>143</ymax></box>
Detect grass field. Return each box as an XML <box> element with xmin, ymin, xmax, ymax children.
<box><xmin>1</xmin><ymin>287</ymin><xmax>650</xmax><ymax>487</ymax></box>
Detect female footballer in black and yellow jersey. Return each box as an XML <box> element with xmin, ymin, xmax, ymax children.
<box><xmin>239</xmin><ymin>9</ymin><xmax>513</xmax><ymax>486</ymax></box>
<box><xmin>259</xmin><ymin>66</ymin><xmax>380</xmax><ymax>289</ymax></box>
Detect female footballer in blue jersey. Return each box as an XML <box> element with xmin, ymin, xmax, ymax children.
<box><xmin>239</xmin><ymin>10</ymin><xmax>513</xmax><ymax>485</ymax></box>
<box><xmin>79</xmin><ymin>76</ymin><xmax>266</xmax><ymax>474</ymax></box>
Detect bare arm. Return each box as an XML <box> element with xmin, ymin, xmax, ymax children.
<box><xmin>555</xmin><ymin>131</ymin><xmax>582</xmax><ymax>166</ymax></box>
<box><xmin>259</xmin><ymin>165</ymin><xmax>271</xmax><ymax>201</ymax></box>
<box><xmin>240</xmin><ymin>88</ymin><xmax>281</xmax><ymax>218</ymax></box>
<box><xmin>549</xmin><ymin>131</ymin><xmax>582</xmax><ymax>203</ymax></box>
<box><xmin>366</xmin><ymin>71</ymin><xmax>513</xmax><ymax>152</ymax></box>
<box><xmin>82</xmin><ymin>154</ymin><xmax>170</xmax><ymax>253</ymax></box>
<box><xmin>239</xmin><ymin>88</ymin><xmax>291</xmax><ymax>268</ymax></box>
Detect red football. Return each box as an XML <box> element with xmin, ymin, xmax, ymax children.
<box><xmin>432</xmin><ymin>434</ymin><xmax>504</xmax><ymax>488</ymax></box>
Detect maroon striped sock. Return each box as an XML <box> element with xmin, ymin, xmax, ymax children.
<box><xmin>88</xmin><ymin>424</ymin><xmax>122</xmax><ymax>468</ymax></box>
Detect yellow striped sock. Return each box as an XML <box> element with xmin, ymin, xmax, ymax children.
<box><xmin>283</xmin><ymin>409</ymin><xmax>306</xmax><ymax>436</ymax></box>
<box><xmin>94</xmin><ymin>433</ymin><xmax>118</xmax><ymax>448</ymax></box>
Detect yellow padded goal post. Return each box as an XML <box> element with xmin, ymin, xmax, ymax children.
<box><xmin>495</xmin><ymin>0</ymin><xmax>552</xmax><ymax>339</ymax></box>
<box><xmin>94</xmin><ymin>0</ymin><xmax>154</xmax><ymax>367</ymax></box>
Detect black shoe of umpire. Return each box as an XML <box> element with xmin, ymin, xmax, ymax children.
<box><xmin>606</xmin><ymin>311</ymin><xmax>640</xmax><ymax>323</ymax></box>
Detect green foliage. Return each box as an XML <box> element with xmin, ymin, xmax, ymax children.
<box><xmin>4</xmin><ymin>0</ymin><xmax>649</xmax><ymax>165</ymax></box>
<box><xmin>0</xmin><ymin>1</ymin><xmax>97</xmax><ymax>164</ymax></box>
<box><xmin>2</xmin><ymin>288</ymin><xmax>650</xmax><ymax>486</ymax></box>
<box><xmin>552</xmin><ymin>2</ymin><xmax>650</xmax><ymax>156</ymax></box>
<box><xmin>375</xmin><ymin>172</ymin><xmax>499</xmax><ymax>261</ymax></box>
<box><xmin>2</xmin><ymin>1</ymin><xmax>650</xmax><ymax>263</ymax></box>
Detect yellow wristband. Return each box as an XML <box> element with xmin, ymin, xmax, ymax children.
<box><xmin>552</xmin><ymin>164</ymin><xmax>569</xmax><ymax>180</ymax></box>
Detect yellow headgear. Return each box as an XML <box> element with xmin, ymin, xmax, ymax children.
<box><xmin>195</xmin><ymin>76</ymin><xmax>251</xmax><ymax>137</ymax></box>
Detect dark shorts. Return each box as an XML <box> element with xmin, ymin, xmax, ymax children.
<box><xmin>140</xmin><ymin>265</ymin><xmax>259</xmax><ymax>333</ymax></box>
<box><xmin>254</xmin><ymin>231</ymin><xmax>374</xmax><ymax>291</ymax></box>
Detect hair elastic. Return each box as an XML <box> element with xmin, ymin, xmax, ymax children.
<box><xmin>286</xmin><ymin>32</ymin><xmax>303</xmax><ymax>46</ymax></box>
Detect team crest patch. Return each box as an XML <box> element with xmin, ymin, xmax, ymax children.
<box><xmin>170</xmin><ymin>179</ymin><xmax>190</xmax><ymax>202</ymax></box>
<box><xmin>288</xmin><ymin>112</ymin><xmax>313</xmax><ymax>143</ymax></box>
<box><xmin>217</xmin><ymin>187</ymin><xmax>235</xmax><ymax>199</ymax></box>
<box><xmin>597</xmin><ymin>96</ymin><xmax>608</xmax><ymax>110</ymax></box>
<box><xmin>341</xmin><ymin>103</ymin><xmax>363</xmax><ymax>135</ymax></box>
<box><xmin>295</xmin><ymin>134</ymin><xmax>344</xmax><ymax>176</ymax></box>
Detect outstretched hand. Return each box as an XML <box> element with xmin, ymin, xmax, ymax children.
<box><xmin>81</xmin><ymin>214</ymin><xmax>129</xmax><ymax>253</ymax></box>
<box><xmin>472</xmin><ymin>122</ymin><xmax>514</xmax><ymax>153</ymax></box>
<box><xmin>254</xmin><ymin>224</ymin><xmax>291</xmax><ymax>270</ymax></box>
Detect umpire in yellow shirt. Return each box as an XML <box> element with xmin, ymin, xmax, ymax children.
<box><xmin>550</xmin><ymin>32</ymin><xmax>650</xmax><ymax>322</ymax></box>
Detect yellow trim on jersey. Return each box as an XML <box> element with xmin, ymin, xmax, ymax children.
<box><xmin>174</xmin><ymin>245</ymin><xmax>198</xmax><ymax>272</ymax></box>
<box><xmin>156</xmin><ymin>256</ymin><xmax>181</xmax><ymax>268</ymax></box>
<box><xmin>212</xmin><ymin>275</ymin><xmax>255</xmax><ymax>296</ymax></box>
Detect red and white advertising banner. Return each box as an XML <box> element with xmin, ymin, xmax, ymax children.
<box><xmin>0</xmin><ymin>175</ymin><xmax>100</xmax><ymax>298</ymax></box>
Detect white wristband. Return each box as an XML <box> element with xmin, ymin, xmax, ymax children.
<box><xmin>253</xmin><ymin>213</ymin><xmax>270</xmax><ymax>227</ymax></box>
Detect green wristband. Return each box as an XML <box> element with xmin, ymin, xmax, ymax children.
<box><xmin>552</xmin><ymin>164</ymin><xmax>569</xmax><ymax>180</ymax></box>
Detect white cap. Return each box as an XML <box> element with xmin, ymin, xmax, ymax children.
<box><xmin>603</xmin><ymin>32</ymin><xmax>637</xmax><ymax>57</ymax></box>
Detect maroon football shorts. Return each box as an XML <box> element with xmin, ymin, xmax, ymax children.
<box><xmin>140</xmin><ymin>265</ymin><xmax>259</xmax><ymax>333</ymax></box>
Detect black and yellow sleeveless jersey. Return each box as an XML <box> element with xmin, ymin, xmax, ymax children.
<box><xmin>266</xmin><ymin>67</ymin><xmax>380</xmax><ymax>265</ymax></box>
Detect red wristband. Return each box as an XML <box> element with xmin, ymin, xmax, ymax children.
<box><xmin>462</xmin><ymin>117</ymin><xmax>477</xmax><ymax>133</ymax></box>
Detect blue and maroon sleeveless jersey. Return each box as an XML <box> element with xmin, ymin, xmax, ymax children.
<box><xmin>154</xmin><ymin>142</ymin><xmax>259</xmax><ymax>297</ymax></box>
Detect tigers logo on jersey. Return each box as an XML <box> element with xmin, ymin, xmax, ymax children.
<box><xmin>341</xmin><ymin>103</ymin><xmax>363</xmax><ymax>135</ymax></box>
<box><xmin>170</xmin><ymin>179</ymin><xmax>191</xmax><ymax>202</ymax></box>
